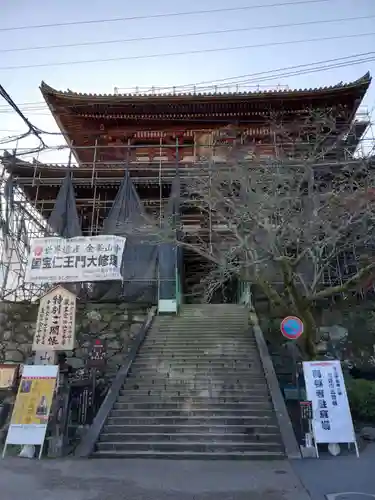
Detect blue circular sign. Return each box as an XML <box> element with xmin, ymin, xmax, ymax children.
<box><xmin>281</xmin><ymin>316</ymin><xmax>304</xmax><ymax>340</ymax></box>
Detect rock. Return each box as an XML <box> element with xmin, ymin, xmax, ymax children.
<box><xmin>5</xmin><ymin>350</ymin><xmax>25</xmax><ymax>362</ymax></box>
<box><xmin>360</xmin><ymin>426</ymin><xmax>375</xmax><ymax>441</ymax></box>
<box><xmin>328</xmin><ymin>325</ymin><xmax>348</xmax><ymax>342</ymax></box>
<box><xmin>69</xmin><ymin>357</ymin><xmax>84</xmax><ymax>369</ymax></box>
<box><xmin>2</xmin><ymin>331</ymin><xmax>12</xmax><ymax>341</ymax></box>
<box><xmin>129</xmin><ymin>323</ymin><xmax>141</xmax><ymax>337</ymax></box>
<box><xmin>86</xmin><ymin>310</ymin><xmax>102</xmax><ymax>322</ymax></box>
<box><xmin>319</xmin><ymin>325</ymin><xmax>348</xmax><ymax>343</ymax></box>
<box><xmin>107</xmin><ymin>340</ymin><xmax>121</xmax><ymax>350</ymax></box>
<box><xmin>316</xmin><ymin>341</ymin><xmax>329</xmax><ymax>354</ymax></box>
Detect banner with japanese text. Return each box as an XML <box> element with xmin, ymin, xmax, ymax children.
<box><xmin>5</xmin><ymin>365</ymin><xmax>58</xmax><ymax>446</ymax></box>
<box><xmin>303</xmin><ymin>360</ymin><xmax>355</xmax><ymax>444</ymax></box>
<box><xmin>25</xmin><ymin>235</ymin><xmax>126</xmax><ymax>284</ymax></box>
<box><xmin>33</xmin><ymin>286</ymin><xmax>76</xmax><ymax>351</ymax></box>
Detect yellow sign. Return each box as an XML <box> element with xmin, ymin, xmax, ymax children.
<box><xmin>11</xmin><ymin>375</ymin><xmax>56</xmax><ymax>426</ymax></box>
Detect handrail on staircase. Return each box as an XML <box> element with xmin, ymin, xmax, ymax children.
<box><xmin>74</xmin><ymin>306</ymin><xmax>157</xmax><ymax>458</ymax></box>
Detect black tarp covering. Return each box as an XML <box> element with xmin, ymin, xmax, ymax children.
<box><xmin>159</xmin><ymin>174</ymin><xmax>181</xmax><ymax>300</ymax></box>
<box><xmin>93</xmin><ymin>170</ymin><xmax>158</xmax><ymax>303</ymax></box>
<box><xmin>45</xmin><ymin>174</ymin><xmax>83</xmax><ymax>297</ymax></box>
<box><xmin>47</xmin><ymin>174</ymin><xmax>81</xmax><ymax>238</ymax></box>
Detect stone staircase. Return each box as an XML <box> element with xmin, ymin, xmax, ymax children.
<box><xmin>94</xmin><ymin>304</ymin><xmax>286</xmax><ymax>459</ymax></box>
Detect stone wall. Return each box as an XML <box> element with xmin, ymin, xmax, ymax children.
<box><xmin>0</xmin><ymin>301</ymin><xmax>149</xmax><ymax>376</ymax></box>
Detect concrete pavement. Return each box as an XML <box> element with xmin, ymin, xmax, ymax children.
<box><xmin>292</xmin><ymin>443</ymin><xmax>375</xmax><ymax>500</ymax></box>
<box><xmin>0</xmin><ymin>457</ymin><xmax>311</xmax><ymax>500</ymax></box>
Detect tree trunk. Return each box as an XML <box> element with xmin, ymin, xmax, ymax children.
<box><xmin>295</xmin><ymin>304</ymin><xmax>317</xmax><ymax>360</ymax></box>
<box><xmin>280</xmin><ymin>259</ymin><xmax>317</xmax><ymax>360</ymax></box>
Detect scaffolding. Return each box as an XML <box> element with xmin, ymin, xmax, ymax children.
<box><xmin>0</xmin><ymin>108</ymin><xmax>374</xmax><ymax>303</ymax></box>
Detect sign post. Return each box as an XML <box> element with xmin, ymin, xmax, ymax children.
<box><xmin>302</xmin><ymin>360</ymin><xmax>358</xmax><ymax>458</ymax></box>
<box><xmin>280</xmin><ymin>316</ymin><xmax>308</xmax><ymax>450</ymax></box>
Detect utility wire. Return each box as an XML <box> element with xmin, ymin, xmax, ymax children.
<box><xmin>1</xmin><ymin>31</ymin><xmax>375</xmax><ymax>71</ymax></box>
<box><xmin>0</xmin><ymin>85</ymin><xmax>48</xmax><ymax>148</ymax></box>
<box><xmin>0</xmin><ymin>54</ymin><xmax>373</xmax><ymax>133</ymax></box>
<box><xmin>0</xmin><ymin>0</ymin><xmax>331</xmax><ymax>32</ymax></box>
<box><xmin>1</xmin><ymin>51</ymin><xmax>373</xmax><ymax>111</ymax></box>
<box><xmin>2</xmin><ymin>14</ymin><xmax>372</xmax><ymax>54</ymax></box>
<box><xmin>0</xmin><ymin>52</ymin><xmax>375</xmax><ymax>116</ymax></box>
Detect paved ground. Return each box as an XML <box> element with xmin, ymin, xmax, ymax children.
<box><xmin>292</xmin><ymin>443</ymin><xmax>375</xmax><ymax>500</ymax></box>
<box><xmin>3</xmin><ymin>446</ymin><xmax>375</xmax><ymax>499</ymax></box>
<box><xmin>0</xmin><ymin>458</ymin><xmax>311</xmax><ymax>500</ymax></box>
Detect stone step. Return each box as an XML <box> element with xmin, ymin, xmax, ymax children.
<box><xmin>130</xmin><ymin>362</ymin><xmax>265</xmax><ymax>370</ymax></box>
<box><xmin>126</xmin><ymin>374</ymin><xmax>267</xmax><ymax>383</ymax></box>
<box><xmin>143</xmin><ymin>340</ymin><xmax>257</xmax><ymax>346</ymax></box>
<box><xmin>146</xmin><ymin>337</ymin><xmax>253</xmax><ymax>343</ymax></box>
<box><xmin>92</xmin><ymin>449</ymin><xmax>285</xmax><ymax>460</ymax></box>
<box><xmin>102</xmin><ymin>423</ymin><xmax>280</xmax><ymax>434</ymax></box>
<box><xmin>96</xmin><ymin>441</ymin><xmax>283</xmax><ymax>453</ymax></box>
<box><xmin>139</xmin><ymin>349</ymin><xmax>259</xmax><ymax>355</ymax></box>
<box><xmin>127</xmin><ymin>368</ymin><xmax>265</xmax><ymax>376</ymax></box>
<box><xmin>119</xmin><ymin>387</ymin><xmax>270</xmax><ymax>397</ymax></box>
<box><xmin>113</xmin><ymin>401</ymin><xmax>273</xmax><ymax>410</ymax></box>
<box><xmin>106</xmin><ymin>415</ymin><xmax>276</xmax><ymax>426</ymax></box>
<box><xmin>99</xmin><ymin>432</ymin><xmax>281</xmax><ymax>443</ymax></box>
<box><xmin>121</xmin><ymin>385</ymin><xmax>269</xmax><ymax>395</ymax></box>
<box><xmin>135</xmin><ymin>355</ymin><xmax>261</xmax><ymax>361</ymax></box>
<box><xmin>110</xmin><ymin>408</ymin><xmax>274</xmax><ymax>418</ymax></box>
<box><xmin>151</xmin><ymin>324</ymin><xmax>250</xmax><ymax>327</ymax></box>
<box><xmin>100</xmin><ymin>431</ymin><xmax>282</xmax><ymax>445</ymax></box>
<box><xmin>146</xmin><ymin>333</ymin><xmax>253</xmax><ymax>339</ymax></box>
<box><xmin>115</xmin><ymin>396</ymin><xmax>271</xmax><ymax>404</ymax></box>
<box><xmin>120</xmin><ymin>385</ymin><xmax>269</xmax><ymax>394</ymax></box>
<box><xmin>151</xmin><ymin>323</ymin><xmax>250</xmax><ymax>327</ymax></box>
<box><xmin>125</xmin><ymin>380</ymin><xmax>267</xmax><ymax>387</ymax></box>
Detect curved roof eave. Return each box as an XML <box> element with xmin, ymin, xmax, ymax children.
<box><xmin>40</xmin><ymin>72</ymin><xmax>372</xmax><ymax>104</ymax></box>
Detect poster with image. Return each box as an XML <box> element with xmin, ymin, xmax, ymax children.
<box><xmin>5</xmin><ymin>365</ymin><xmax>58</xmax><ymax>446</ymax></box>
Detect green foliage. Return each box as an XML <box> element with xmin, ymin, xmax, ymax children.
<box><xmin>346</xmin><ymin>377</ymin><xmax>375</xmax><ymax>423</ymax></box>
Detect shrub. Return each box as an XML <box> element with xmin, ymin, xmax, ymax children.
<box><xmin>346</xmin><ymin>377</ymin><xmax>375</xmax><ymax>423</ymax></box>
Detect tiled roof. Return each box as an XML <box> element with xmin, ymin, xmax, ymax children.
<box><xmin>40</xmin><ymin>73</ymin><xmax>371</xmax><ymax>100</ymax></box>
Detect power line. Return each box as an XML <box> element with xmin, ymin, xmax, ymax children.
<box><xmin>0</xmin><ymin>0</ymin><xmax>331</xmax><ymax>33</ymax></box>
<box><xmin>0</xmin><ymin>52</ymin><xmax>372</xmax><ymax>130</ymax></box>
<box><xmin>168</xmin><ymin>52</ymin><xmax>375</xmax><ymax>89</ymax></box>
<box><xmin>2</xmin><ymin>14</ymin><xmax>371</xmax><ymax>54</ymax></box>
<box><xmin>0</xmin><ymin>51</ymin><xmax>373</xmax><ymax>111</ymax></box>
<box><xmin>1</xmin><ymin>31</ymin><xmax>375</xmax><ymax>71</ymax></box>
<box><xmin>0</xmin><ymin>54</ymin><xmax>373</xmax><ymax>125</ymax></box>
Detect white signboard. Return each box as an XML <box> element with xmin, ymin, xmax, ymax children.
<box><xmin>33</xmin><ymin>286</ymin><xmax>76</xmax><ymax>351</ymax></box>
<box><xmin>3</xmin><ymin>365</ymin><xmax>58</xmax><ymax>455</ymax></box>
<box><xmin>25</xmin><ymin>235</ymin><xmax>126</xmax><ymax>284</ymax></box>
<box><xmin>303</xmin><ymin>360</ymin><xmax>356</xmax><ymax>444</ymax></box>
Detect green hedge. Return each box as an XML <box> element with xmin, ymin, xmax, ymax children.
<box><xmin>346</xmin><ymin>378</ymin><xmax>375</xmax><ymax>423</ymax></box>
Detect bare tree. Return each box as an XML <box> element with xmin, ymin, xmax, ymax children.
<box><xmin>120</xmin><ymin>111</ymin><xmax>375</xmax><ymax>358</ymax></box>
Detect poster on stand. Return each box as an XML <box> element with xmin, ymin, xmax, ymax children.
<box><xmin>302</xmin><ymin>360</ymin><xmax>356</xmax><ymax>445</ymax></box>
<box><xmin>3</xmin><ymin>365</ymin><xmax>58</xmax><ymax>453</ymax></box>
<box><xmin>25</xmin><ymin>235</ymin><xmax>126</xmax><ymax>284</ymax></box>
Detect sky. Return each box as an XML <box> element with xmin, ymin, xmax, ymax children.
<box><xmin>0</xmin><ymin>0</ymin><xmax>374</xmax><ymax>164</ymax></box>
